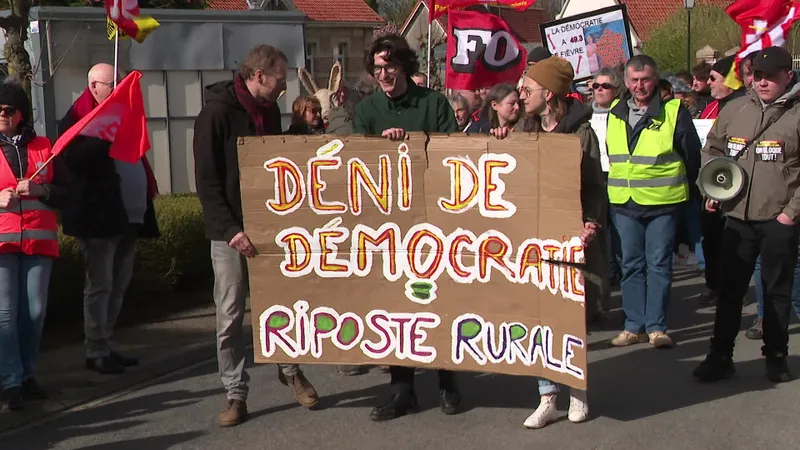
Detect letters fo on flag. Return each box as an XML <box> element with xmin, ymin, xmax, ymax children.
<box><xmin>105</xmin><ymin>0</ymin><xmax>160</xmax><ymax>43</ymax></box>
<box><xmin>446</xmin><ymin>10</ymin><xmax>528</xmax><ymax>91</ymax></box>
<box><xmin>724</xmin><ymin>0</ymin><xmax>800</xmax><ymax>89</ymax></box>
<box><xmin>428</xmin><ymin>0</ymin><xmax>535</xmax><ymax>22</ymax></box>
<box><xmin>52</xmin><ymin>71</ymin><xmax>151</xmax><ymax>164</ymax></box>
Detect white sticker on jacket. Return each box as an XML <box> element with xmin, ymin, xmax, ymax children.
<box><xmin>755</xmin><ymin>140</ymin><xmax>784</xmax><ymax>162</ymax></box>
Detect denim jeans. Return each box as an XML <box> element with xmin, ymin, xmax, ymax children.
<box><xmin>0</xmin><ymin>253</ymin><xmax>53</xmax><ymax>388</ymax></box>
<box><xmin>612</xmin><ymin>211</ymin><xmax>679</xmax><ymax>333</ymax></box>
<box><xmin>754</xmin><ymin>253</ymin><xmax>800</xmax><ymax>319</ymax></box>
<box><xmin>537</xmin><ymin>378</ymin><xmax>559</xmax><ymax>395</ymax></box>
<box><xmin>681</xmin><ymin>198</ymin><xmax>705</xmax><ymax>270</ymax></box>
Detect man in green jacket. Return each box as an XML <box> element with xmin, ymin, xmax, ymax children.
<box><xmin>354</xmin><ymin>33</ymin><xmax>461</xmax><ymax>422</ymax></box>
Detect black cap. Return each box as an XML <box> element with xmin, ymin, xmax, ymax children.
<box><xmin>527</xmin><ymin>46</ymin><xmax>551</xmax><ymax>64</ymax></box>
<box><xmin>712</xmin><ymin>55</ymin><xmax>735</xmax><ymax>77</ymax></box>
<box><xmin>0</xmin><ymin>77</ymin><xmax>30</xmax><ymax>125</ymax></box>
<box><xmin>752</xmin><ymin>47</ymin><xmax>793</xmax><ymax>74</ymax></box>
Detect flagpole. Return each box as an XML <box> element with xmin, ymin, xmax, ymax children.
<box><xmin>426</xmin><ymin>20</ymin><xmax>432</xmax><ymax>88</ymax></box>
<box><xmin>113</xmin><ymin>28</ymin><xmax>119</xmax><ymax>88</ymax></box>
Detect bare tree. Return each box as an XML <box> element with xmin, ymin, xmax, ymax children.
<box><xmin>1</xmin><ymin>0</ymin><xmax>33</xmax><ymax>93</ymax></box>
<box><xmin>378</xmin><ymin>0</ymin><xmax>417</xmax><ymax>26</ymax></box>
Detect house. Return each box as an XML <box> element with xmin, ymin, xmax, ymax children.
<box><xmin>207</xmin><ymin>0</ymin><xmax>384</xmax><ymax>86</ymax></box>
<box><xmin>558</xmin><ymin>0</ymin><xmax>730</xmax><ymax>52</ymax></box>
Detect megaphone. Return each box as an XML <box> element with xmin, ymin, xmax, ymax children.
<box><xmin>697</xmin><ymin>157</ymin><xmax>746</xmax><ymax>202</ymax></box>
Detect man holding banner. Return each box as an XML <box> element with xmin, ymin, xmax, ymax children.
<box><xmin>354</xmin><ymin>34</ymin><xmax>462</xmax><ymax>422</ymax></box>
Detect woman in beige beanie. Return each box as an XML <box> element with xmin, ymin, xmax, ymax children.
<box><xmin>491</xmin><ymin>56</ymin><xmax>607</xmax><ymax>429</ymax></box>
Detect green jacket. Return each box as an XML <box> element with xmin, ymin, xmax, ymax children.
<box><xmin>354</xmin><ymin>82</ymin><xmax>458</xmax><ymax>135</ymax></box>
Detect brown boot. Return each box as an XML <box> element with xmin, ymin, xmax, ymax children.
<box><xmin>216</xmin><ymin>399</ymin><xmax>247</xmax><ymax>427</ymax></box>
<box><xmin>278</xmin><ymin>368</ymin><xmax>319</xmax><ymax>408</ymax></box>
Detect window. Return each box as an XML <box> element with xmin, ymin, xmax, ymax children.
<box><xmin>335</xmin><ymin>42</ymin><xmax>349</xmax><ymax>74</ymax></box>
<box><xmin>305</xmin><ymin>43</ymin><xmax>317</xmax><ymax>74</ymax></box>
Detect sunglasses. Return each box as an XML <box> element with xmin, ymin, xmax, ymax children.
<box><xmin>0</xmin><ymin>106</ymin><xmax>18</xmax><ymax>116</ymax></box>
<box><xmin>591</xmin><ymin>83</ymin><xmax>616</xmax><ymax>90</ymax></box>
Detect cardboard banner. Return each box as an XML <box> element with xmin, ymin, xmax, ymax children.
<box><xmin>239</xmin><ymin>133</ymin><xmax>588</xmax><ymax>390</ymax></box>
<box><xmin>446</xmin><ymin>10</ymin><xmax>528</xmax><ymax>90</ymax></box>
<box><xmin>540</xmin><ymin>5</ymin><xmax>633</xmax><ymax>81</ymax></box>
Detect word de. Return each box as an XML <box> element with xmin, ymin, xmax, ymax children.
<box><xmin>450</xmin><ymin>28</ymin><xmax>523</xmax><ymax>72</ymax></box>
<box><xmin>451</xmin><ymin>313</ymin><xmax>584</xmax><ymax>380</ymax></box>
<box><xmin>259</xmin><ymin>300</ymin><xmax>440</xmax><ymax>364</ymax></box>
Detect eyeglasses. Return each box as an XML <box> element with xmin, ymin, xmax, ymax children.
<box><xmin>372</xmin><ymin>65</ymin><xmax>399</xmax><ymax>76</ymax></box>
<box><xmin>591</xmin><ymin>83</ymin><xmax>616</xmax><ymax>90</ymax></box>
<box><xmin>0</xmin><ymin>106</ymin><xmax>18</xmax><ymax>116</ymax></box>
<box><xmin>519</xmin><ymin>86</ymin><xmax>546</xmax><ymax>97</ymax></box>
<box><xmin>94</xmin><ymin>81</ymin><xmax>114</xmax><ymax>88</ymax></box>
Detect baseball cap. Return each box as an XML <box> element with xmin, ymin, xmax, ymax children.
<box><xmin>667</xmin><ymin>76</ymin><xmax>692</xmax><ymax>94</ymax></box>
<box><xmin>752</xmin><ymin>47</ymin><xmax>793</xmax><ymax>74</ymax></box>
<box><xmin>527</xmin><ymin>46</ymin><xmax>551</xmax><ymax>64</ymax></box>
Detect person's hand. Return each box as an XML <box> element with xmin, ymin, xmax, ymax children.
<box><xmin>705</xmin><ymin>198</ymin><xmax>720</xmax><ymax>212</ymax></box>
<box><xmin>489</xmin><ymin>127</ymin><xmax>510</xmax><ymax>140</ymax></box>
<box><xmin>0</xmin><ymin>187</ymin><xmax>19</xmax><ymax>209</ymax></box>
<box><xmin>777</xmin><ymin>212</ymin><xmax>796</xmax><ymax>226</ymax></box>
<box><xmin>229</xmin><ymin>232</ymin><xmax>258</xmax><ymax>258</ymax></box>
<box><xmin>381</xmin><ymin>128</ymin><xmax>406</xmax><ymax>141</ymax></box>
<box><xmin>16</xmin><ymin>179</ymin><xmax>46</xmax><ymax>197</ymax></box>
<box><xmin>580</xmin><ymin>221</ymin><xmax>599</xmax><ymax>245</ymax></box>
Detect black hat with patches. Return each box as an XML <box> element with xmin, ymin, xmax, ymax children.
<box><xmin>0</xmin><ymin>77</ymin><xmax>31</xmax><ymax>126</ymax></box>
<box><xmin>752</xmin><ymin>47</ymin><xmax>793</xmax><ymax>74</ymax></box>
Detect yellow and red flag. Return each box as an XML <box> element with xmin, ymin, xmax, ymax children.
<box><xmin>105</xmin><ymin>0</ymin><xmax>160</xmax><ymax>43</ymax></box>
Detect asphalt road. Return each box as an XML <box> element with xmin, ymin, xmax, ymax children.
<box><xmin>3</xmin><ymin>268</ymin><xmax>800</xmax><ymax>450</ymax></box>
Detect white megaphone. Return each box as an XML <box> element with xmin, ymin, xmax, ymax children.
<box><xmin>697</xmin><ymin>157</ymin><xmax>746</xmax><ymax>202</ymax></box>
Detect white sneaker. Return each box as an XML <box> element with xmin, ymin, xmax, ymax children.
<box><xmin>523</xmin><ymin>394</ymin><xmax>559</xmax><ymax>429</ymax></box>
<box><xmin>568</xmin><ymin>389</ymin><xmax>588</xmax><ymax>423</ymax></box>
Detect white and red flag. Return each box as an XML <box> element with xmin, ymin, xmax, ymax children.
<box><xmin>105</xmin><ymin>0</ymin><xmax>160</xmax><ymax>43</ymax></box>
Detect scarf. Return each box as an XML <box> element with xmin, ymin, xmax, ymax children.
<box><xmin>234</xmin><ymin>75</ymin><xmax>272</xmax><ymax>135</ymax></box>
<box><xmin>69</xmin><ymin>87</ymin><xmax>159</xmax><ymax>200</ymax></box>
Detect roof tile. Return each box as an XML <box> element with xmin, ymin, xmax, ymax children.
<box><xmin>207</xmin><ymin>0</ymin><xmax>385</xmax><ymax>23</ymax></box>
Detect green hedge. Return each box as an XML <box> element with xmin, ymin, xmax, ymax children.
<box><xmin>48</xmin><ymin>194</ymin><xmax>212</xmax><ymax>325</ymax></box>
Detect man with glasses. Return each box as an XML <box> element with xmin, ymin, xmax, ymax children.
<box><xmin>194</xmin><ymin>44</ymin><xmax>319</xmax><ymax>428</ymax></box>
<box><xmin>57</xmin><ymin>63</ymin><xmax>159</xmax><ymax>376</ymax></box>
<box><xmin>695</xmin><ymin>46</ymin><xmax>800</xmax><ymax>383</ymax></box>
<box><xmin>354</xmin><ymin>33</ymin><xmax>462</xmax><ymax>422</ymax></box>
<box><xmin>605</xmin><ymin>55</ymin><xmax>701</xmax><ymax>349</ymax></box>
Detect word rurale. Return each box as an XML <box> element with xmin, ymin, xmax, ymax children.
<box><xmin>277</xmin><ymin>222</ymin><xmax>585</xmax><ymax>301</ymax></box>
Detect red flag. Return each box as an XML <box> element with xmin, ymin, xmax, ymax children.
<box><xmin>105</xmin><ymin>0</ymin><xmax>160</xmax><ymax>43</ymax></box>
<box><xmin>430</xmin><ymin>0</ymin><xmax>535</xmax><ymax>22</ymax></box>
<box><xmin>725</xmin><ymin>0</ymin><xmax>800</xmax><ymax>88</ymax></box>
<box><xmin>53</xmin><ymin>71</ymin><xmax>151</xmax><ymax>164</ymax></box>
<box><xmin>446</xmin><ymin>10</ymin><xmax>527</xmax><ymax>90</ymax></box>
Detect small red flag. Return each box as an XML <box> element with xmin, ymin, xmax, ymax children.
<box><xmin>430</xmin><ymin>0</ymin><xmax>535</xmax><ymax>22</ymax></box>
<box><xmin>53</xmin><ymin>70</ymin><xmax>151</xmax><ymax>164</ymax></box>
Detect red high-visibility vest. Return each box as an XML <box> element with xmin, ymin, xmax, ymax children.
<box><xmin>0</xmin><ymin>136</ymin><xmax>59</xmax><ymax>258</ymax></box>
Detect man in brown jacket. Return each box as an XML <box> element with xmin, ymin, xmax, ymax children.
<box><xmin>694</xmin><ymin>46</ymin><xmax>800</xmax><ymax>383</ymax></box>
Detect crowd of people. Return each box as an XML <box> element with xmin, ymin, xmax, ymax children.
<box><xmin>1</xmin><ymin>30</ymin><xmax>799</xmax><ymax>437</ymax></box>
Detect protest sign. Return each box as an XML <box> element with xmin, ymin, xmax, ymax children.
<box><xmin>590</xmin><ymin>114</ymin><xmax>609</xmax><ymax>172</ymax></box>
<box><xmin>540</xmin><ymin>5</ymin><xmax>633</xmax><ymax>81</ymax></box>
<box><xmin>693</xmin><ymin>119</ymin><xmax>715</xmax><ymax>148</ymax></box>
<box><xmin>239</xmin><ymin>133</ymin><xmax>589</xmax><ymax>390</ymax></box>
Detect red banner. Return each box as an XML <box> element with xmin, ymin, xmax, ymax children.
<box><xmin>446</xmin><ymin>10</ymin><xmax>527</xmax><ymax>90</ymax></box>
<box><xmin>429</xmin><ymin>0</ymin><xmax>536</xmax><ymax>22</ymax></box>
<box><xmin>53</xmin><ymin>71</ymin><xmax>150</xmax><ymax>164</ymax></box>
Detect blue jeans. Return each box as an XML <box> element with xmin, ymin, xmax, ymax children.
<box><xmin>0</xmin><ymin>253</ymin><xmax>53</xmax><ymax>388</ymax></box>
<box><xmin>754</xmin><ymin>254</ymin><xmax>800</xmax><ymax>319</ymax></box>
<box><xmin>538</xmin><ymin>378</ymin><xmax>559</xmax><ymax>395</ymax></box>
<box><xmin>612</xmin><ymin>211</ymin><xmax>679</xmax><ymax>333</ymax></box>
<box><xmin>682</xmin><ymin>198</ymin><xmax>705</xmax><ymax>270</ymax></box>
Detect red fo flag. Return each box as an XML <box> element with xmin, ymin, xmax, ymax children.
<box><xmin>429</xmin><ymin>0</ymin><xmax>535</xmax><ymax>22</ymax></box>
<box><xmin>725</xmin><ymin>0</ymin><xmax>800</xmax><ymax>87</ymax></box>
<box><xmin>53</xmin><ymin>71</ymin><xmax>150</xmax><ymax>164</ymax></box>
<box><xmin>446</xmin><ymin>10</ymin><xmax>527</xmax><ymax>90</ymax></box>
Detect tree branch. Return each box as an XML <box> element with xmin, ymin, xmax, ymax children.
<box><xmin>0</xmin><ymin>13</ymin><xmax>24</xmax><ymax>31</ymax></box>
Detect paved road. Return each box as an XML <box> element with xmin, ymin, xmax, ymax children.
<box><xmin>3</xmin><ymin>268</ymin><xmax>800</xmax><ymax>450</ymax></box>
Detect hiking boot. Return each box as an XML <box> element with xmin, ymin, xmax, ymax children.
<box><xmin>745</xmin><ymin>318</ymin><xmax>763</xmax><ymax>340</ymax></box>
<box><xmin>2</xmin><ymin>387</ymin><xmax>23</xmax><ymax>411</ymax></box>
<box><xmin>693</xmin><ymin>354</ymin><xmax>735</xmax><ymax>382</ymax></box>
<box><xmin>649</xmin><ymin>331</ymin><xmax>675</xmax><ymax>349</ymax></box>
<box><xmin>370</xmin><ymin>392</ymin><xmax>419</xmax><ymax>421</ymax></box>
<box><xmin>568</xmin><ymin>389</ymin><xmax>588</xmax><ymax>423</ymax></box>
<box><xmin>278</xmin><ymin>368</ymin><xmax>319</xmax><ymax>408</ymax></box>
<box><xmin>337</xmin><ymin>365</ymin><xmax>368</xmax><ymax>376</ymax></box>
<box><xmin>22</xmin><ymin>378</ymin><xmax>47</xmax><ymax>400</ymax></box>
<box><xmin>523</xmin><ymin>394</ymin><xmax>558</xmax><ymax>429</ymax></box>
<box><xmin>440</xmin><ymin>388</ymin><xmax>461</xmax><ymax>415</ymax></box>
<box><xmin>609</xmin><ymin>331</ymin><xmax>649</xmax><ymax>347</ymax></box>
<box><xmin>216</xmin><ymin>399</ymin><xmax>247</xmax><ymax>427</ymax></box>
<box><xmin>766</xmin><ymin>357</ymin><xmax>793</xmax><ymax>383</ymax></box>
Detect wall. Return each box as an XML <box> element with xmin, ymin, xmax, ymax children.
<box><xmin>304</xmin><ymin>24</ymin><xmax>377</xmax><ymax>90</ymax></box>
<box><xmin>27</xmin><ymin>7</ymin><xmax>305</xmax><ymax>194</ymax></box>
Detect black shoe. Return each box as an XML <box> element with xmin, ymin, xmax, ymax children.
<box><xmin>2</xmin><ymin>387</ymin><xmax>23</xmax><ymax>411</ymax></box>
<box><xmin>85</xmin><ymin>356</ymin><xmax>126</xmax><ymax>375</ymax></box>
<box><xmin>369</xmin><ymin>393</ymin><xmax>419</xmax><ymax>421</ymax></box>
<box><xmin>110</xmin><ymin>351</ymin><xmax>139</xmax><ymax>367</ymax></box>
<box><xmin>21</xmin><ymin>378</ymin><xmax>47</xmax><ymax>400</ymax></box>
<box><xmin>766</xmin><ymin>357</ymin><xmax>793</xmax><ymax>383</ymax></box>
<box><xmin>439</xmin><ymin>388</ymin><xmax>461</xmax><ymax>415</ymax></box>
<box><xmin>693</xmin><ymin>354</ymin><xmax>735</xmax><ymax>382</ymax></box>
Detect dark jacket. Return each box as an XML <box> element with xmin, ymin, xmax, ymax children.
<box><xmin>56</xmin><ymin>110</ymin><xmax>160</xmax><ymax>239</ymax></box>
<box><xmin>326</xmin><ymin>106</ymin><xmax>354</xmax><ymax>135</ymax></box>
<box><xmin>193</xmin><ymin>80</ymin><xmax>282</xmax><ymax>242</ymax></box>
<box><xmin>608</xmin><ymin>92</ymin><xmax>702</xmax><ymax>218</ymax></box>
<box><xmin>467</xmin><ymin>116</ymin><xmax>492</xmax><ymax>134</ymax></box>
<box><xmin>285</xmin><ymin>123</ymin><xmax>324</xmax><ymax>135</ymax></box>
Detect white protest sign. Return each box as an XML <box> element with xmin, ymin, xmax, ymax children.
<box><xmin>590</xmin><ymin>113</ymin><xmax>609</xmax><ymax>172</ymax></box>
<box><xmin>540</xmin><ymin>5</ymin><xmax>633</xmax><ymax>81</ymax></box>
<box><xmin>693</xmin><ymin>119</ymin><xmax>715</xmax><ymax>148</ymax></box>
